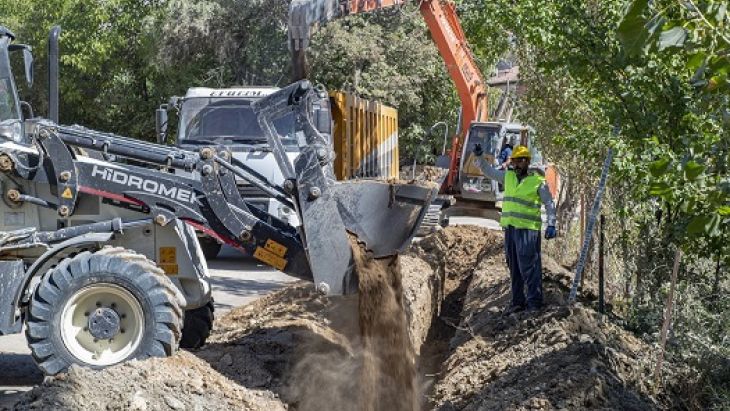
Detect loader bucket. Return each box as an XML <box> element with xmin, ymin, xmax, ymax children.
<box><xmin>252</xmin><ymin>80</ymin><xmax>437</xmax><ymax>295</ymax></box>
<box><xmin>299</xmin><ymin>179</ymin><xmax>437</xmax><ymax>295</ymax></box>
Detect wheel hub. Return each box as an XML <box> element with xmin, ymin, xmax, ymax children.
<box><xmin>87</xmin><ymin>307</ymin><xmax>121</xmax><ymax>340</ymax></box>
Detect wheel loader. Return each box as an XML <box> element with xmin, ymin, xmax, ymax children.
<box><xmin>0</xmin><ymin>26</ymin><xmax>435</xmax><ymax>374</ymax></box>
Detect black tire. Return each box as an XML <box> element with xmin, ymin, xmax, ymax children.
<box><xmin>199</xmin><ymin>236</ymin><xmax>222</xmax><ymax>260</ymax></box>
<box><xmin>25</xmin><ymin>247</ymin><xmax>183</xmax><ymax>375</ymax></box>
<box><xmin>180</xmin><ymin>301</ymin><xmax>214</xmax><ymax>350</ymax></box>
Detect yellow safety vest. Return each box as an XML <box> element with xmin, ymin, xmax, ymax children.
<box><xmin>501</xmin><ymin>170</ymin><xmax>544</xmax><ymax>231</ymax></box>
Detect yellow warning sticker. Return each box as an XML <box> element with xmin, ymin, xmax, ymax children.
<box><xmin>159</xmin><ymin>264</ymin><xmax>179</xmax><ymax>275</ymax></box>
<box><xmin>159</xmin><ymin>247</ymin><xmax>176</xmax><ymax>264</ymax></box>
<box><xmin>264</xmin><ymin>239</ymin><xmax>287</xmax><ymax>257</ymax></box>
<box><xmin>254</xmin><ymin>247</ymin><xmax>287</xmax><ymax>271</ymax></box>
<box><xmin>61</xmin><ymin>187</ymin><xmax>73</xmax><ymax>199</ymax></box>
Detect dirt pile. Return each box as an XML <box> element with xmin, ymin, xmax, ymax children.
<box><xmin>399</xmin><ymin>165</ymin><xmax>449</xmax><ymax>184</ymax></box>
<box><xmin>8</xmin><ymin>225</ymin><xmax>686</xmax><ymax>410</ymax></box>
<box><xmin>430</xmin><ymin>249</ymin><xmax>681</xmax><ymax>410</ymax></box>
<box><xmin>11</xmin><ymin>351</ymin><xmax>285</xmax><ymax>411</ymax></box>
<box><xmin>10</xmin><ymin>242</ymin><xmax>438</xmax><ymax>411</ymax></box>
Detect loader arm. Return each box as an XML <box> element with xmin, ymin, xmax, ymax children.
<box><xmin>0</xmin><ymin>81</ymin><xmax>436</xmax><ymax>295</ymax></box>
<box><xmin>288</xmin><ymin>0</ymin><xmax>488</xmax><ymax>192</ymax></box>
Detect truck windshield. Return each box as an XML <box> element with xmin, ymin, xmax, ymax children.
<box><xmin>179</xmin><ymin>98</ymin><xmax>296</xmax><ymax>146</ymax></box>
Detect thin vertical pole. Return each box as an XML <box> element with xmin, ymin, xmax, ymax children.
<box><xmin>598</xmin><ymin>215</ymin><xmax>605</xmax><ymax>314</ymax></box>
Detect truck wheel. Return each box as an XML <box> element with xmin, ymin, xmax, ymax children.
<box><xmin>25</xmin><ymin>247</ymin><xmax>182</xmax><ymax>375</ymax></box>
<box><xmin>180</xmin><ymin>301</ymin><xmax>214</xmax><ymax>350</ymax></box>
<box><xmin>199</xmin><ymin>237</ymin><xmax>222</xmax><ymax>260</ymax></box>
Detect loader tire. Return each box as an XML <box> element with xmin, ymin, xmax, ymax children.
<box><xmin>199</xmin><ymin>236</ymin><xmax>222</xmax><ymax>260</ymax></box>
<box><xmin>180</xmin><ymin>301</ymin><xmax>214</xmax><ymax>350</ymax></box>
<box><xmin>25</xmin><ymin>247</ymin><xmax>182</xmax><ymax>375</ymax></box>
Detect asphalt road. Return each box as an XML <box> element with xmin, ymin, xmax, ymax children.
<box><xmin>0</xmin><ymin>246</ymin><xmax>297</xmax><ymax>408</ymax></box>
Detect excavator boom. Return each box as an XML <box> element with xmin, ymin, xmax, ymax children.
<box><xmin>288</xmin><ymin>0</ymin><xmax>488</xmax><ymax>191</ymax></box>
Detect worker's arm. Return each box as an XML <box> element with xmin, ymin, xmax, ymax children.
<box><xmin>538</xmin><ymin>183</ymin><xmax>557</xmax><ymax>227</ymax></box>
<box><xmin>475</xmin><ymin>156</ymin><xmax>506</xmax><ymax>183</ymax></box>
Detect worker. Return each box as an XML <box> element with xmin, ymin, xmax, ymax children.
<box><xmin>497</xmin><ymin>136</ymin><xmax>512</xmax><ymax>169</ymax></box>
<box><xmin>473</xmin><ymin>143</ymin><xmax>557</xmax><ymax>313</ymax></box>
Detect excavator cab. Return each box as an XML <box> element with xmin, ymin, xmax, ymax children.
<box><xmin>458</xmin><ymin>122</ymin><xmax>537</xmax><ymax>204</ymax></box>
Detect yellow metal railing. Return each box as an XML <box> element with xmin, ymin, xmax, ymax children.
<box><xmin>329</xmin><ymin>91</ymin><xmax>398</xmax><ymax>180</ymax></box>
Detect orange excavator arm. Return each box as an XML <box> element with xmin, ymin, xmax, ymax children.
<box><xmin>289</xmin><ymin>0</ymin><xmax>488</xmax><ymax>190</ymax></box>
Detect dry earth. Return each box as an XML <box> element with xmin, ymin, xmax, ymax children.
<box><xmin>7</xmin><ymin>226</ymin><xmax>685</xmax><ymax>410</ymax></box>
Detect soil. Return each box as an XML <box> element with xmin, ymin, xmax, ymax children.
<box><xmin>430</xmin><ymin>247</ymin><xmax>680</xmax><ymax>410</ymax></box>
<box><xmin>351</xmin><ymin>237</ymin><xmax>416</xmax><ymax>411</ymax></box>
<box><xmin>12</xmin><ymin>351</ymin><xmax>285</xmax><ymax>411</ymax></box>
<box><xmin>7</xmin><ymin>225</ymin><xmax>684</xmax><ymax>410</ymax></box>
<box><xmin>399</xmin><ymin>165</ymin><xmax>449</xmax><ymax>184</ymax></box>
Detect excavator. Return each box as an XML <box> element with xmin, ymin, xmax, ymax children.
<box><xmin>0</xmin><ymin>25</ymin><xmax>435</xmax><ymax>374</ymax></box>
<box><xmin>289</xmin><ymin>0</ymin><xmax>534</xmax><ymax>209</ymax></box>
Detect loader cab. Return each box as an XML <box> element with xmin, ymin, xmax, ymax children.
<box><xmin>0</xmin><ymin>26</ymin><xmax>34</xmax><ymax>143</ymax></box>
<box><xmin>458</xmin><ymin>121</ymin><xmax>538</xmax><ymax>203</ymax></box>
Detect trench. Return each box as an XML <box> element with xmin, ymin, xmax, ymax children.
<box><xmin>417</xmin><ymin>269</ymin><xmax>474</xmax><ymax>409</ymax></box>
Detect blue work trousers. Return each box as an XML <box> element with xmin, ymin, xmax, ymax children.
<box><xmin>504</xmin><ymin>225</ymin><xmax>543</xmax><ymax>309</ymax></box>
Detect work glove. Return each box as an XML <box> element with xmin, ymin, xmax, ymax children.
<box><xmin>545</xmin><ymin>226</ymin><xmax>557</xmax><ymax>239</ymax></box>
<box><xmin>473</xmin><ymin>143</ymin><xmax>483</xmax><ymax>156</ymax></box>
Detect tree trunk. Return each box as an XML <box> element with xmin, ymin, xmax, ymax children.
<box><xmin>712</xmin><ymin>253</ymin><xmax>722</xmax><ymax>303</ymax></box>
<box><xmin>654</xmin><ymin>249</ymin><xmax>681</xmax><ymax>388</ymax></box>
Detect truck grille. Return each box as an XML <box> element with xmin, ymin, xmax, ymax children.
<box><xmin>237</xmin><ymin>184</ymin><xmax>268</xmax><ymax>199</ymax></box>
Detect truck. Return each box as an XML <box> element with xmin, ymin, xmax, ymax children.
<box><xmin>156</xmin><ymin>87</ymin><xmax>402</xmax><ymax>257</ymax></box>
<box><xmin>0</xmin><ymin>25</ymin><xmax>434</xmax><ymax>375</ymax></box>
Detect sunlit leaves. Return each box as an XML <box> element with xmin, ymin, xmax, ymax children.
<box><xmin>658</xmin><ymin>26</ymin><xmax>687</xmax><ymax>50</ymax></box>
<box><xmin>683</xmin><ymin>160</ymin><xmax>705</xmax><ymax>181</ymax></box>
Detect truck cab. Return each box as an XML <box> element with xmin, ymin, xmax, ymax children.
<box><xmin>163</xmin><ymin>87</ymin><xmax>304</xmax><ymax>258</ymax></box>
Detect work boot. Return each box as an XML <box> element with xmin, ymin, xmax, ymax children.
<box><xmin>502</xmin><ymin>304</ymin><xmax>526</xmax><ymax>316</ymax></box>
<box><xmin>525</xmin><ymin>305</ymin><xmax>543</xmax><ymax>314</ymax></box>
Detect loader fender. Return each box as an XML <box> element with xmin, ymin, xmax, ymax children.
<box><xmin>13</xmin><ymin>232</ymin><xmax>114</xmax><ymax>319</ymax></box>
<box><xmin>0</xmin><ymin>259</ymin><xmax>27</xmax><ymax>335</ymax></box>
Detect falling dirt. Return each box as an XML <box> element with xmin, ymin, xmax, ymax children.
<box><xmin>351</xmin><ymin>236</ymin><xmax>417</xmax><ymax>411</ymax></box>
<box><xmin>8</xmin><ymin>225</ymin><xmax>688</xmax><ymax>410</ymax></box>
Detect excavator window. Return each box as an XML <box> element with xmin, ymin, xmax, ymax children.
<box><xmin>466</xmin><ymin>125</ymin><xmax>501</xmax><ymax>158</ymax></box>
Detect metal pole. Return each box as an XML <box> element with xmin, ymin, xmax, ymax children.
<box><xmin>599</xmin><ymin>214</ymin><xmax>605</xmax><ymax>314</ymax></box>
<box><xmin>48</xmin><ymin>26</ymin><xmax>61</xmax><ymax>123</ymax></box>
<box><xmin>568</xmin><ymin>148</ymin><xmax>613</xmax><ymax>303</ymax></box>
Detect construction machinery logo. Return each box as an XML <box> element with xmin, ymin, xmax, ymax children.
<box><xmin>91</xmin><ymin>165</ymin><xmax>196</xmax><ymax>204</ymax></box>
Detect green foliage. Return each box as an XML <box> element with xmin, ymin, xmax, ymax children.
<box><xmin>307</xmin><ymin>7</ymin><xmax>460</xmax><ymax>160</ymax></box>
<box><xmin>464</xmin><ymin>0</ymin><xmax>728</xmax><ymax>405</ymax></box>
